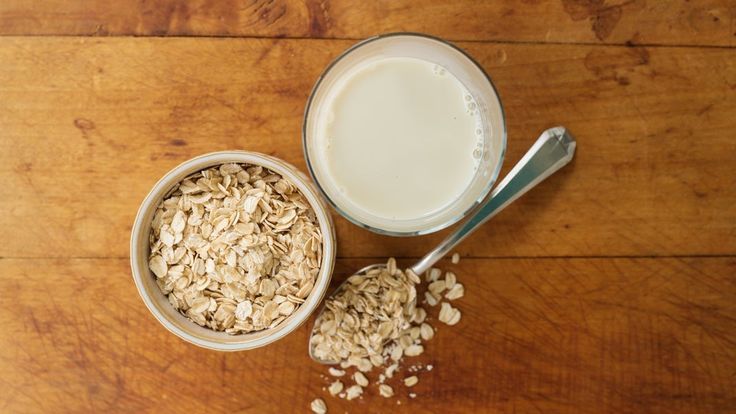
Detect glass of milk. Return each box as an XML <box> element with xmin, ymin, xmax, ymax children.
<box><xmin>303</xmin><ymin>33</ymin><xmax>506</xmax><ymax>236</ymax></box>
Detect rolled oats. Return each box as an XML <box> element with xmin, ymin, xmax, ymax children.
<box><xmin>408</xmin><ymin>326</ymin><xmax>421</xmax><ymax>340</ymax></box>
<box><xmin>404</xmin><ymin>344</ymin><xmax>424</xmax><ymax>357</ymax></box>
<box><xmin>356</xmin><ymin>358</ymin><xmax>373</xmax><ymax>373</ymax></box>
<box><xmin>345</xmin><ymin>385</ymin><xmax>363</xmax><ymax>400</ymax></box>
<box><xmin>385</xmin><ymin>363</ymin><xmax>399</xmax><ymax>378</ymax></box>
<box><xmin>425</xmin><ymin>268</ymin><xmax>442</xmax><ymax>283</ymax></box>
<box><xmin>328</xmin><ymin>380</ymin><xmax>343</xmax><ymax>396</ymax></box>
<box><xmin>444</xmin><ymin>271</ymin><xmax>457</xmax><ymax>289</ymax></box>
<box><xmin>412</xmin><ymin>307</ymin><xmax>427</xmax><ymax>324</ymax></box>
<box><xmin>439</xmin><ymin>302</ymin><xmax>462</xmax><ymax>326</ymax></box>
<box><xmin>353</xmin><ymin>371</ymin><xmax>369</xmax><ymax>387</ymax></box>
<box><xmin>379</xmin><ymin>384</ymin><xmax>394</xmax><ymax>398</ymax></box>
<box><xmin>424</xmin><ymin>291</ymin><xmax>439</xmax><ymax>307</ymax></box>
<box><xmin>451</xmin><ymin>253</ymin><xmax>460</xmax><ymax>264</ymax></box>
<box><xmin>148</xmin><ymin>163</ymin><xmax>323</xmax><ymax>334</ymax></box>
<box><xmin>428</xmin><ymin>280</ymin><xmax>446</xmax><ymax>296</ymax></box>
<box><xmin>445</xmin><ymin>283</ymin><xmax>464</xmax><ymax>301</ymax></box>
<box><xmin>310</xmin><ymin>398</ymin><xmax>327</xmax><ymax>414</ymax></box>
<box><xmin>328</xmin><ymin>367</ymin><xmax>346</xmax><ymax>377</ymax></box>
<box><xmin>310</xmin><ymin>259</ymin><xmax>421</xmax><ymax>369</ymax></box>
<box><xmin>404</xmin><ymin>376</ymin><xmax>419</xmax><ymax>387</ymax></box>
<box><xmin>420</xmin><ymin>323</ymin><xmax>434</xmax><ymax>341</ymax></box>
<box><xmin>390</xmin><ymin>344</ymin><xmax>403</xmax><ymax>361</ymax></box>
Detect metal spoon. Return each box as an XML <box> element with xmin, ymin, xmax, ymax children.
<box><xmin>309</xmin><ymin>126</ymin><xmax>577</xmax><ymax>363</ymax></box>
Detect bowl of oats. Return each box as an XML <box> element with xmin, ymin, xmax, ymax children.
<box><xmin>130</xmin><ymin>151</ymin><xmax>336</xmax><ymax>351</ymax></box>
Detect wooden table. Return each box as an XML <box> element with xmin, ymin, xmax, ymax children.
<box><xmin>1</xmin><ymin>1</ymin><xmax>735</xmax><ymax>413</ymax></box>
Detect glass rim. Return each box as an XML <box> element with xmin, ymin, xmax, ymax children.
<box><xmin>301</xmin><ymin>32</ymin><xmax>507</xmax><ymax>237</ymax></box>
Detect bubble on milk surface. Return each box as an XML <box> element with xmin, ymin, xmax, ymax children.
<box><xmin>432</xmin><ymin>64</ymin><xmax>446</xmax><ymax>76</ymax></box>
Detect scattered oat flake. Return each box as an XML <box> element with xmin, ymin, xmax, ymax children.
<box><xmin>444</xmin><ymin>271</ymin><xmax>457</xmax><ymax>289</ymax></box>
<box><xmin>310</xmin><ymin>398</ymin><xmax>327</xmax><ymax>414</ymax></box>
<box><xmin>426</xmin><ymin>268</ymin><xmax>442</xmax><ymax>282</ymax></box>
<box><xmin>445</xmin><ymin>283</ymin><xmax>464</xmax><ymax>301</ymax></box>
<box><xmin>428</xmin><ymin>280</ymin><xmax>446</xmax><ymax>295</ymax></box>
<box><xmin>328</xmin><ymin>380</ymin><xmax>343</xmax><ymax>396</ymax></box>
<box><xmin>328</xmin><ymin>367</ymin><xmax>346</xmax><ymax>377</ymax></box>
<box><xmin>426</xmin><ymin>364</ymin><xmax>433</xmax><ymax>371</ymax></box>
<box><xmin>385</xmin><ymin>363</ymin><xmax>399</xmax><ymax>378</ymax></box>
<box><xmin>379</xmin><ymin>384</ymin><xmax>394</xmax><ymax>398</ymax></box>
<box><xmin>451</xmin><ymin>253</ymin><xmax>460</xmax><ymax>264</ymax></box>
<box><xmin>404</xmin><ymin>376</ymin><xmax>419</xmax><ymax>387</ymax></box>
<box><xmin>420</xmin><ymin>323</ymin><xmax>434</xmax><ymax>341</ymax></box>
<box><xmin>345</xmin><ymin>385</ymin><xmax>363</xmax><ymax>400</ymax></box>
<box><xmin>409</xmin><ymin>392</ymin><xmax>417</xmax><ymax>399</ymax></box>
<box><xmin>424</xmin><ymin>291</ymin><xmax>439</xmax><ymax>307</ymax></box>
<box><xmin>439</xmin><ymin>302</ymin><xmax>462</xmax><ymax>326</ymax></box>
<box><xmin>353</xmin><ymin>371</ymin><xmax>369</xmax><ymax>387</ymax></box>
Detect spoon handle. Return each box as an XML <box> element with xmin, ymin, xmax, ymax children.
<box><xmin>411</xmin><ymin>126</ymin><xmax>577</xmax><ymax>275</ymax></box>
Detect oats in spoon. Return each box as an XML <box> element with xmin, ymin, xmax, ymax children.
<box><xmin>309</xmin><ymin>258</ymin><xmax>423</xmax><ymax>370</ymax></box>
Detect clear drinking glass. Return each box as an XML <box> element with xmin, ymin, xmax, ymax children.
<box><xmin>303</xmin><ymin>33</ymin><xmax>506</xmax><ymax>236</ymax></box>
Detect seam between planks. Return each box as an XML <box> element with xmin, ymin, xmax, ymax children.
<box><xmin>0</xmin><ymin>34</ymin><xmax>733</xmax><ymax>50</ymax></box>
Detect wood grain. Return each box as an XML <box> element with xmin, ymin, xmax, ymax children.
<box><xmin>1</xmin><ymin>3</ymin><xmax>735</xmax><ymax>413</ymax></box>
<box><xmin>1</xmin><ymin>257</ymin><xmax>734</xmax><ymax>413</ymax></box>
<box><xmin>1</xmin><ymin>37</ymin><xmax>734</xmax><ymax>259</ymax></box>
<box><xmin>0</xmin><ymin>0</ymin><xmax>734</xmax><ymax>46</ymax></box>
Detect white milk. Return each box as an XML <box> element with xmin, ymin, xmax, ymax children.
<box><xmin>316</xmin><ymin>57</ymin><xmax>484</xmax><ymax>222</ymax></box>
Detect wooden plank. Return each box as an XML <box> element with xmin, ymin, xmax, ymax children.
<box><xmin>1</xmin><ymin>38</ymin><xmax>734</xmax><ymax>259</ymax></box>
<box><xmin>1</xmin><ymin>257</ymin><xmax>734</xmax><ymax>413</ymax></box>
<box><xmin>0</xmin><ymin>0</ymin><xmax>734</xmax><ymax>46</ymax></box>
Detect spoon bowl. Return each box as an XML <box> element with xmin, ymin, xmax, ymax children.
<box><xmin>307</xmin><ymin>263</ymin><xmax>387</xmax><ymax>364</ymax></box>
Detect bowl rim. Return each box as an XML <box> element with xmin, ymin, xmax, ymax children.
<box><xmin>301</xmin><ymin>32</ymin><xmax>507</xmax><ymax>237</ymax></box>
<box><xmin>130</xmin><ymin>150</ymin><xmax>336</xmax><ymax>351</ymax></box>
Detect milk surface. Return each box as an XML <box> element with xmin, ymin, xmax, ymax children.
<box><xmin>318</xmin><ymin>57</ymin><xmax>483</xmax><ymax>221</ymax></box>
